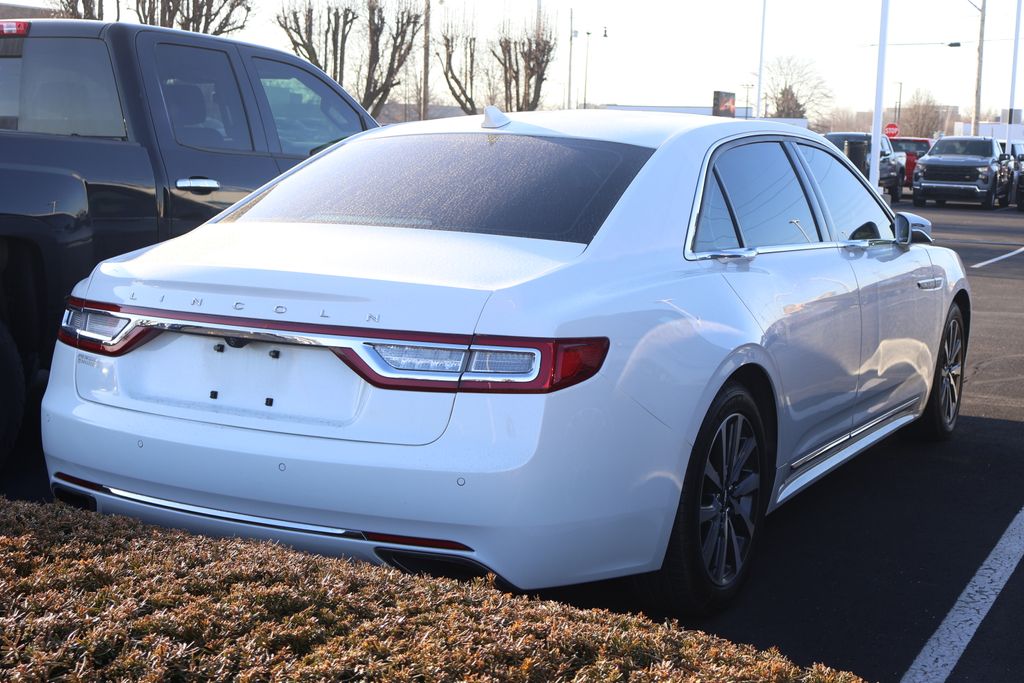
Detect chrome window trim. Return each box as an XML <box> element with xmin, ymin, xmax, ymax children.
<box><xmin>63</xmin><ymin>304</ymin><xmax>541</xmax><ymax>385</ymax></box>
<box><xmin>684</xmin><ymin>131</ymin><xmax>839</xmax><ymax>261</ymax></box>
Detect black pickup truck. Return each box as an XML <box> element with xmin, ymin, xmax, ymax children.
<box><xmin>0</xmin><ymin>19</ymin><xmax>376</xmax><ymax>461</ymax></box>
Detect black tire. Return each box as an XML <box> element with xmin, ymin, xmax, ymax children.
<box><xmin>917</xmin><ymin>304</ymin><xmax>966</xmax><ymax>441</ymax></box>
<box><xmin>636</xmin><ymin>382</ymin><xmax>769</xmax><ymax>616</ymax></box>
<box><xmin>936</xmin><ymin>199</ymin><xmax>947</xmax><ymax>206</ymax></box>
<box><xmin>999</xmin><ymin>189</ymin><xmax>1010</xmax><ymax>208</ymax></box>
<box><xmin>0</xmin><ymin>320</ymin><xmax>25</xmax><ymax>468</ymax></box>
<box><xmin>889</xmin><ymin>177</ymin><xmax>903</xmax><ymax>203</ymax></box>
<box><xmin>1017</xmin><ymin>196</ymin><xmax>1024</xmax><ymax>211</ymax></box>
<box><xmin>981</xmin><ymin>188</ymin><xmax>995</xmax><ymax>210</ymax></box>
<box><xmin>912</xmin><ymin>193</ymin><xmax>926</xmax><ymax>208</ymax></box>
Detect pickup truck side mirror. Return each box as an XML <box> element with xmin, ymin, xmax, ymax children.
<box><xmin>1017</xmin><ymin>153</ymin><xmax>1024</xmax><ymax>163</ymax></box>
<box><xmin>895</xmin><ymin>211</ymin><xmax>933</xmax><ymax>246</ymax></box>
<box><xmin>999</xmin><ymin>153</ymin><xmax>1011</xmax><ymax>162</ymax></box>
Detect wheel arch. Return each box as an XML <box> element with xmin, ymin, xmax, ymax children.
<box><xmin>953</xmin><ymin>288</ymin><xmax>971</xmax><ymax>345</ymax></box>
<box><xmin>0</xmin><ymin>236</ymin><xmax>48</xmax><ymax>370</ymax></box>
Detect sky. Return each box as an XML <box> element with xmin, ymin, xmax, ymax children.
<box><xmin>20</xmin><ymin>0</ymin><xmax>1024</xmax><ymax>117</ymax></box>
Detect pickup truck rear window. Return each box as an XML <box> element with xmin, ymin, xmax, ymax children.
<box><xmin>0</xmin><ymin>38</ymin><xmax>125</xmax><ymax>138</ymax></box>
<box><xmin>224</xmin><ymin>133</ymin><xmax>654</xmax><ymax>245</ymax></box>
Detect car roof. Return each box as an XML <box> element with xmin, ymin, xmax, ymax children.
<box><xmin>18</xmin><ymin>18</ymin><xmax>272</xmax><ymax>51</ymax></box>
<box><xmin>938</xmin><ymin>136</ymin><xmax>993</xmax><ymax>142</ymax></box>
<box><xmin>362</xmin><ymin>109</ymin><xmax>818</xmax><ymax>150</ymax></box>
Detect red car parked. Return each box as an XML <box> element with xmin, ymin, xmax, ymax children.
<box><xmin>892</xmin><ymin>137</ymin><xmax>934</xmax><ymax>186</ymax></box>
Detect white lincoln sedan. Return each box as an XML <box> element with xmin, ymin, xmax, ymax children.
<box><xmin>43</xmin><ymin>109</ymin><xmax>970</xmax><ymax>613</ymax></box>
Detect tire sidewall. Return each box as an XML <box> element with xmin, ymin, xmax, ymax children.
<box><xmin>922</xmin><ymin>304</ymin><xmax>966</xmax><ymax>439</ymax></box>
<box><xmin>677</xmin><ymin>383</ymin><xmax>770</xmax><ymax>609</ymax></box>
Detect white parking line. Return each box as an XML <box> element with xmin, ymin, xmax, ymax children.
<box><xmin>901</xmin><ymin>507</ymin><xmax>1024</xmax><ymax>683</ymax></box>
<box><xmin>971</xmin><ymin>246</ymin><xmax>1024</xmax><ymax>269</ymax></box>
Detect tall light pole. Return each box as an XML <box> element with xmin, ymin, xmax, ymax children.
<box><xmin>754</xmin><ymin>0</ymin><xmax>767</xmax><ymax>119</ymax></box>
<box><xmin>1006</xmin><ymin>0</ymin><xmax>1022</xmax><ymax>143</ymax></box>
<box><xmin>869</xmin><ymin>0</ymin><xmax>890</xmax><ymax>190</ymax></box>
<box><xmin>583</xmin><ymin>30</ymin><xmax>591</xmax><ymax>109</ymax></box>
<box><xmin>896</xmin><ymin>81</ymin><xmax>903</xmax><ymax>123</ymax></box>
<box><xmin>567</xmin><ymin>9</ymin><xmax>575</xmax><ymax>109</ymax></box>
<box><xmin>973</xmin><ymin>0</ymin><xmax>987</xmax><ymax>134</ymax></box>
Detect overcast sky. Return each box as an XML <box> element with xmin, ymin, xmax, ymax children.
<box><xmin>21</xmin><ymin>0</ymin><xmax>1024</xmax><ymax>116</ymax></box>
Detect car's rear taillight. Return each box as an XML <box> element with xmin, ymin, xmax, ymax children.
<box><xmin>59</xmin><ymin>298</ymin><xmax>608</xmax><ymax>392</ymax></box>
<box><xmin>58</xmin><ymin>302</ymin><xmax>156</xmax><ymax>356</ymax></box>
<box><xmin>0</xmin><ymin>21</ymin><xmax>29</xmax><ymax>36</ymax></box>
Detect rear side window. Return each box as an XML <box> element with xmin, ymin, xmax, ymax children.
<box><xmin>253</xmin><ymin>58</ymin><xmax>363</xmax><ymax>156</ymax></box>
<box><xmin>693</xmin><ymin>173</ymin><xmax>741</xmax><ymax>251</ymax></box>
<box><xmin>155</xmin><ymin>43</ymin><xmax>252</xmax><ymax>151</ymax></box>
<box><xmin>0</xmin><ymin>37</ymin><xmax>125</xmax><ymax>137</ymax></box>
<box><xmin>714</xmin><ymin>142</ymin><xmax>820</xmax><ymax>248</ymax></box>
<box><xmin>226</xmin><ymin>133</ymin><xmax>654</xmax><ymax>244</ymax></box>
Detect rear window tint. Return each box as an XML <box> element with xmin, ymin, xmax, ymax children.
<box><xmin>0</xmin><ymin>37</ymin><xmax>125</xmax><ymax>137</ymax></box>
<box><xmin>226</xmin><ymin>133</ymin><xmax>653</xmax><ymax>244</ymax></box>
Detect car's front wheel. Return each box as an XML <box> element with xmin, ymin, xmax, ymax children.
<box><xmin>999</xmin><ymin>187</ymin><xmax>1010</xmax><ymax>208</ymax></box>
<box><xmin>638</xmin><ymin>382</ymin><xmax>768</xmax><ymax>615</ymax></box>
<box><xmin>889</xmin><ymin>177</ymin><xmax>903</xmax><ymax>202</ymax></box>
<box><xmin>913</xmin><ymin>192</ymin><xmax>926</xmax><ymax>208</ymax></box>
<box><xmin>982</xmin><ymin>188</ymin><xmax>995</xmax><ymax>209</ymax></box>
<box><xmin>918</xmin><ymin>303</ymin><xmax>966</xmax><ymax>440</ymax></box>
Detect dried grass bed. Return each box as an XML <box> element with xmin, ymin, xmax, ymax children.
<box><xmin>0</xmin><ymin>498</ymin><xmax>861</xmax><ymax>682</ymax></box>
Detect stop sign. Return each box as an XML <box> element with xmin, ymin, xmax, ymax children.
<box><xmin>884</xmin><ymin>122</ymin><xmax>900</xmax><ymax>137</ymax></box>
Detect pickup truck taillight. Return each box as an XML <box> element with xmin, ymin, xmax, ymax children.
<box><xmin>0</xmin><ymin>21</ymin><xmax>29</xmax><ymax>36</ymax></box>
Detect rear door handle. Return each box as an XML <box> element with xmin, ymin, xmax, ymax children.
<box><xmin>176</xmin><ymin>178</ymin><xmax>221</xmax><ymax>191</ymax></box>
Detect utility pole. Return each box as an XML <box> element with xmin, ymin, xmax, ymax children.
<box><xmin>742</xmin><ymin>83</ymin><xmax>754</xmax><ymax>119</ymax></box>
<box><xmin>755</xmin><ymin>0</ymin><xmax>767</xmax><ymax>119</ymax></box>
<box><xmin>973</xmin><ymin>0</ymin><xmax>987</xmax><ymax>134</ymax></box>
<box><xmin>421</xmin><ymin>0</ymin><xmax>430</xmax><ymax>121</ymax></box>
<box><xmin>896</xmin><ymin>81</ymin><xmax>903</xmax><ymax>123</ymax></box>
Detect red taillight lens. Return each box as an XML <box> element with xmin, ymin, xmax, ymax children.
<box><xmin>0</xmin><ymin>21</ymin><xmax>29</xmax><ymax>36</ymax></box>
<box><xmin>58</xmin><ymin>300</ymin><xmax>156</xmax><ymax>356</ymax></box>
<box><xmin>459</xmin><ymin>336</ymin><xmax>609</xmax><ymax>393</ymax></box>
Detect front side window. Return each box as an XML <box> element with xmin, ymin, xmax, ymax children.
<box><xmin>714</xmin><ymin>142</ymin><xmax>820</xmax><ymax>248</ymax></box>
<box><xmin>253</xmin><ymin>58</ymin><xmax>363</xmax><ymax>156</ymax></box>
<box><xmin>798</xmin><ymin>144</ymin><xmax>894</xmax><ymax>241</ymax></box>
<box><xmin>0</xmin><ymin>37</ymin><xmax>125</xmax><ymax>137</ymax></box>
<box><xmin>225</xmin><ymin>133</ymin><xmax>653</xmax><ymax>244</ymax></box>
<box><xmin>155</xmin><ymin>44</ymin><xmax>252</xmax><ymax>151</ymax></box>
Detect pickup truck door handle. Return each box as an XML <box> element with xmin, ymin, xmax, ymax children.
<box><xmin>176</xmin><ymin>178</ymin><xmax>221</xmax><ymax>192</ymax></box>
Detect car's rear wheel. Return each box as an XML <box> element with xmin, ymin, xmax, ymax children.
<box><xmin>917</xmin><ymin>304</ymin><xmax>966</xmax><ymax>440</ymax></box>
<box><xmin>999</xmin><ymin>188</ymin><xmax>1010</xmax><ymax>208</ymax></box>
<box><xmin>912</xmin><ymin>192</ymin><xmax>926</xmax><ymax>208</ymax></box>
<box><xmin>0</xmin><ymin>320</ymin><xmax>25</xmax><ymax>469</ymax></box>
<box><xmin>637</xmin><ymin>382</ymin><xmax>768</xmax><ymax>615</ymax></box>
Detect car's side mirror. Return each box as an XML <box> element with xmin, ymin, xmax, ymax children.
<box><xmin>999</xmin><ymin>153</ymin><xmax>1011</xmax><ymax>162</ymax></box>
<box><xmin>895</xmin><ymin>211</ymin><xmax>933</xmax><ymax>246</ymax></box>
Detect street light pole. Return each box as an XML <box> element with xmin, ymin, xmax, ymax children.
<box><xmin>870</xmin><ymin>0</ymin><xmax>890</xmax><ymax>190</ymax></box>
<box><xmin>1007</xmin><ymin>0</ymin><xmax>1022</xmax><ymax>142</ymax></box>
<box><xmin>583</xmin><ymin>31</ymin><xmax>591</xmax><ymax>109</ymax></box>
<box><xmin>755</xmin><ymin>0</ymin><xmax>767</xmax><ymax>119</ymax></box>
<box><xmin>567</xmin><ymin>9</ymin><xmax>574</xmax><ymax>109</ymax></box>
<box><xmin>973</xmin><ymin>0</ymin><xmax>987</xmax><ymax>134</ymax></box>
<box><xmin>896</xmin><ymin>81</ymin><xmax>903</xmax><ymax>123</ymax></box>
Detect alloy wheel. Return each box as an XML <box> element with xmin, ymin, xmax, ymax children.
<box><xmin>698</xmin><ymin>413</ymin><xmax>761</xmax><ymax>587</ymax></box>
<box><xmin>939</xmin><ymin>317</ymin><xmax>964</xmax><ymax>427</ymax></box>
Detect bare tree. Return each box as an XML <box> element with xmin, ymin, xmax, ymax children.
<box><xmin>901</xmin><ymin>89</ymin><xmax>944</xmax><ymax>138</ymax></box>
<box><xmin>277</xmin><ymin>1</ymin><xmax>358</xmax><ymax>85</ymax></box>
<box><xmin>359</xmin><ymin>0</ymin><xmax>422</xmax><ymax>118</ymax></box>
<box><xmin>765</xmin><ymin>56</ymin><xmax>831</xmax><ymax>121</ymax></box>
<box><xmin>133</xmin><ymin>0</ymin><xmax>252</xmax><ymax>35</ymax></box>
<box><xmin>490</xmin><ymin>19</ymin><xmax>555</xmax><ymax>112</ymax></box>
<box><xmin>53</xmin><ymin>0</ymin><xmax>105</xmax><ymax>19</ymax></box>
<box><xmin>811</xmin><ymin>107</ymin><xmax>861</xmax><ymax>133</ymax></box>
<box><xmin>436</xmin><ymin>18</ymin><xmax>479</xmax><ymax>115</ymax></box>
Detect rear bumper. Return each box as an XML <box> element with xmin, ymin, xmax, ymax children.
<box><xmin>42</xmin><ymin>342</ymin><xmax>684</xmax><ymax>590</ymax></box>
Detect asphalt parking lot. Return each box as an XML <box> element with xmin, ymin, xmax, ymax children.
<box><xmin>3</xmin><ymin>200</ymin><xmax>1022</xmax><ymax>682</ymax></box>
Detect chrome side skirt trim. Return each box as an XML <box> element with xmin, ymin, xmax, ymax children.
<box><xmin>789</xmin><ymin>396</ymin><xmax>921</xmax><ymax>471</ymax></box>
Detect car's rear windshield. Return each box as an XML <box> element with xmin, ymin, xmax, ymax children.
<box><xmin>224</xmin><ymin>133</ymin><xmax>654</xmax><ymax>244</ymax></box>
<box><xmin>930</xmin><ymin>139</ymin><xmax>991</xmax><ymax>156</ymax></box>
<box><xmin>892</xmin><ymin>139</ymin><xmax>931</xmax><ymax>155</ymax></box>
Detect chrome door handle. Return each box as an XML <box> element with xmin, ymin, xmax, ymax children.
<box><xmin>697</xmin><ymin>248</ymin><xmax>758</xmax><ymax>261</ymax></box>
<box><xmin>176</xmin><ymin>178</ymin><xmax>221</xmax><ymax>191</ymax></box>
